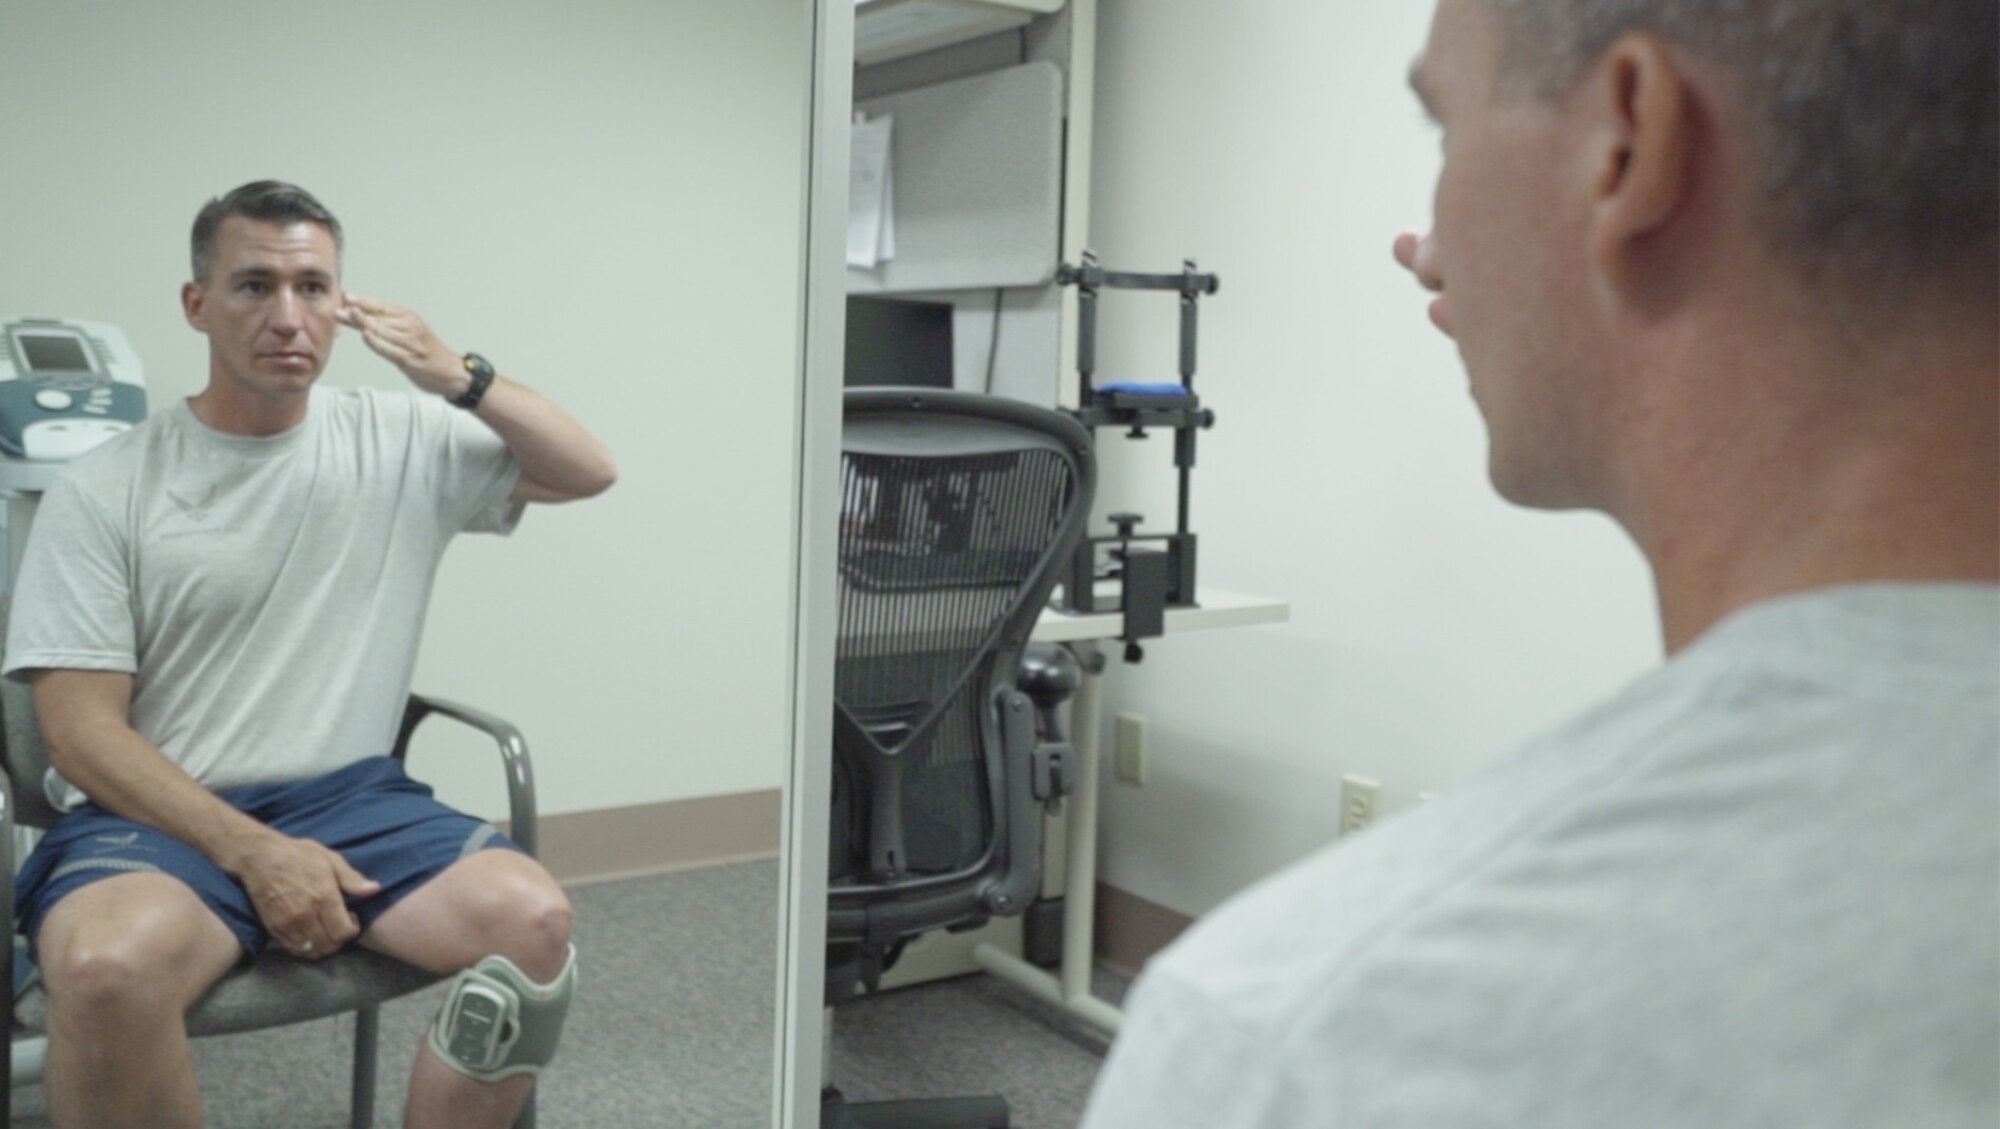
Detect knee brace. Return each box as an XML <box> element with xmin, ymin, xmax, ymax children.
<box><xmin>430</xmin><ymin>944</ymin><xmax>578</xmax><ymax>1083</ymax></box>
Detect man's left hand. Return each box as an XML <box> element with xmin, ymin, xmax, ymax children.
<box><xmin>335</xmin><ymin>292</ymin><xmax>473</xmax><ymax>398</ymax></box>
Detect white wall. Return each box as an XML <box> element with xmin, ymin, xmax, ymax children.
<box><xmin>1086</xmin><ymin>2</ymin><xmax>1662</xmax><ymax>918</ymax></box>
<box><xmin>0</xmin><ymin>0</ymin><xmax>812</xmax><ymax>820</ymax></box>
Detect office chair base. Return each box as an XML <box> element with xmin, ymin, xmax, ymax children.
<box><xmin>822</xmin><ymin>1089</ymin><xmax>1008</xmax><ymax>1129</ymax></box>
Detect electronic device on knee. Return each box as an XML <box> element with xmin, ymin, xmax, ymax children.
<box><xmin>430</xmin><ymin>944</ymin><xmax>578</xmax><ymax>1082</ymax></box>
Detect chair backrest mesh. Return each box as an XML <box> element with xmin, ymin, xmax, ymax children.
<box><xmin>835</xmin><ymin>438</ymin><xmax>1079</xmax><ymax>876</ymax></box>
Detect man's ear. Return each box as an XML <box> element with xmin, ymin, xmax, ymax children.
<box><xmin>1584</xmin><ymin>32</ymin><xmax>1697</xmax><ymax>283</ymax></box>
<box><xmin>181</xmin><ymin>280</ymin><xmax>207</xmax><ymax>332</ymax></box>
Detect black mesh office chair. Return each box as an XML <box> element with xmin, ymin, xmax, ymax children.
<box><xmin>0</xmin><ymin>597</ymin><xmax>542</xmax><ymax>1129</ymax></box>
<box><xmin>824</xmin><ymin>388</ymin><xmax>1096</xmax><ymax>1129</ymax></box>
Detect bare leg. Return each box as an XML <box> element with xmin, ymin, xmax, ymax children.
<box><xmin>36</xmin><ymin>873</ymin><xmax>244</xmax><ymax>1129</ymax></box>
<box><xmin>361</xmin><ymin>849</ymin><xmax>573</xmax><ymax>1129</ymax></box>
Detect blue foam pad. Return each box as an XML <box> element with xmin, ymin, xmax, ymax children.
<box><xmin>1097</xmin><ymin>382</ymin><xmax>1190</xmax><ymax>396</ymax></box>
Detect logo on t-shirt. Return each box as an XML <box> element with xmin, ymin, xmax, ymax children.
<box><xmin>165</xmin><ymin>485</ymin><xmax>217</xmax><ymax>522</ymax></box>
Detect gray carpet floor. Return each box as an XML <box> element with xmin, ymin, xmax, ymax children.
<box><xmin>827</xmin><ymin>962</ymin><xmax>1127</xmax><ymax>1129</ymax></box>
<box><xmin>7</xmin><ymin>859</ymin><xmax>1122</xmax><ymax>1128</ymax></box>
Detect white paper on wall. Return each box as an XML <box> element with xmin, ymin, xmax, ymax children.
<box><xmin>847</xmin><ymin>112</ymin><xmax>896</xmax><ymax>269</ymax></box>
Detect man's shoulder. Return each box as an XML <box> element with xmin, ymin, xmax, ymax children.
<box><xmin>43</xmin><ymin>409</ymin><xmax>178</xmax><ymax>503</ymax></box>
<box><xmin>1137</xmin><ymin>649</ymin><xmax>1743</xmax><ymax>1033</ymax></box>
<box><xmin>1141</xmin><ymin>782</ymin><xmax>1516</xmax><ymax>1031</ymax></box>
<box><xmin>1110</xmin><ymin>603</ymin><xmax>1996</xmax><ymax>1128</ymax></box>
<box><xmin>1143</xmin><ymin>592</ymin><xmax>1998</xmax><ymax>1040</ymax></box>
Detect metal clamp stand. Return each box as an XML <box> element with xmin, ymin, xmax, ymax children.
<box><xmin>1056</xmin><ymin>250</ymin><xmax>1219</xmax><ymax>661</ymax></box>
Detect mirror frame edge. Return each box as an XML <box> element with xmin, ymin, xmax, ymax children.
<box><xmin>773</xmin><ymin>0</ymin><xmax>853</xmax><ymax>1126</ymax></box>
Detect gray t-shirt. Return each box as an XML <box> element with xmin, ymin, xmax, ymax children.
<box><xmin>4</xmin><ymin>387</ymin><xmax>522</xmax><ymax>812</ymax></box>
<box><xmin>1081</xmin><ymin>583</ymin><xmax>1999</xmax><ymax>1129</ymax></box>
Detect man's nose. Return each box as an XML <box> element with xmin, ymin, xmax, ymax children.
<box><xmin>1411</xmin><ymin>233</ymin><xmax>1443</xmax><ymax>292</ymax></box>
<box><xmin>269</xmin><ymin>287</ymin><xmax>305</xmax><ymax>333</ymax></box>
<box><xmin>1393</xmin><ymin>231</ymin><xmax>1445</xmax><ymax>293</ymax></box>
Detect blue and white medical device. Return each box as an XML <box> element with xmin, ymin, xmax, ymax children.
<box><xmin>0</xmin><ymin>316</ymin><xmax>147</xmax><ymax>493</ymax></box>
<box><xmin>0</xmin><ymin>316</ymin><xmax>148</xmax><ymax>592</ymax></box>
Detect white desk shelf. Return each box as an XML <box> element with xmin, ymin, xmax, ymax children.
<box><xmin>1035</xmin><ymin>588</ymin><xmax>1292</xmax><ymax>644</ymax></box>
<box><xmin>856</xmin><ymin>0</ymin><xmax>1067</xmax><ymax>68</ymax></box>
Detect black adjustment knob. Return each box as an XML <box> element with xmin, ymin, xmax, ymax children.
<box><xmin>1016</xmin><ymin>642</ymin><xmax>1083</xmax><ymax>708</ymax></box>
<box><xmin>1109</xmin><ymin>512</ymin><xmax>1143</xmax><ymax>539</ymax></box>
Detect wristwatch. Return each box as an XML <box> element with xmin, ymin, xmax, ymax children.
<box><xmin>451</xmin><ymin>352</ymin><xmax>495</xmax><ymax>410</ymax></box>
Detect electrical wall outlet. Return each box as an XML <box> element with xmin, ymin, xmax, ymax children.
<box><xmin>1340</xmin><ymin>774</ymin><xmax>1381</xmax><ymax>836</ymax></box>
<box><xmin>1114</xmin><ymin>713</ymin><xmax>1148</xmax><ymax>786</ymax></box>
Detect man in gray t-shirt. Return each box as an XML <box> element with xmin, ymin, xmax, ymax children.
<box><xmin>4</xmin><ymin>181</ymin><xmax>618</xmax><ymax>1129</ymax></box>
<box><xmin>1082</xmin><ymin>1</ymin><xmax>1997</xmax><ymax>1126</ymax></box>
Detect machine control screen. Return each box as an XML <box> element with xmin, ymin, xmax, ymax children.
<box><xmin>19</xmin><ymin>335</ymin><xmax>93</xmax><ymax>374</ymax></box>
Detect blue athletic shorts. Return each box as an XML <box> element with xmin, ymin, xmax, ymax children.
<box><xmin>13</xmin><ymin>756</ymin><xmax>523</xmax><ymax>958</ymax></box>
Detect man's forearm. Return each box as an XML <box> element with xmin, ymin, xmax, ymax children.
<box><xmin>38</xmin><ymin>689</ymin><xmax>276</xmax><ymax>877</ymax></box>
<box><xmin>330</xmin><ymin>294</ymin><xmax>616</xmax><ymax>501</ymax></box>
<box><xmin>468</xmin><ymin>375</ymin><xmax>617</xmax><ymax>502</ymax></box>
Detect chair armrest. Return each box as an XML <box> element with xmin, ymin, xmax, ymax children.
<box><xmin>1015</xmin><ymin>643</ymin><xmax>1081</xmax><ymax>808</ymax></box>
<box><xmin>394</xmin><ymin>694</ymin><xmax>538</xmax><ymax>859</ymax></box>
<box><xmin>0</xmin><ymin>769</ymin><xmax>15</xmax><ymax>912</ymax></box>
<box><xmin>986</xmin><ymin>687</ymin><xmax>1044</xmax><ymax>918</ymax></box>
<box><xmin>2</xmin><ymin>767</ymin><xmax>13</xmax><ymax>1015</ymax></box>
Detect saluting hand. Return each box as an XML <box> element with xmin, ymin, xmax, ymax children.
<box><xmin>335</xmin><ymin>292</ymin><xmax>474</xmax><ymax>398</ymax></box>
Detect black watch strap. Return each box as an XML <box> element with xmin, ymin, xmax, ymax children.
<box><xmin>451</xmin><ymin>352</ymin><xmax>495</xmax><ymax>410</ymax></box>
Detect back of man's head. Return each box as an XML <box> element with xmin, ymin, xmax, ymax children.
<box><xmin>190</xmin><ymin>181</ymin><xmax>344</xmax><ymax>285</ymax></box>
<box><xmin>1488</xmin><ymin>0</ymin><xmax>1997</xmax><ymax>321</ymax></box>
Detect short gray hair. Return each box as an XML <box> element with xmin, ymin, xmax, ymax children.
<box><xmin>190</xmin><ymin>181</ymin><xmax>344</xmax><ymax>284</ymax></box>
<box><xmin>1488</xmin><ymin>0</ymin><xmax>1997</xmax><ymax>308</ymax></box>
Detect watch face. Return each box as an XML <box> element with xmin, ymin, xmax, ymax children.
<box><xmin>454</xmin><ymin>352</ymin><xmax>496</xmax><ymax>408</ymax></box>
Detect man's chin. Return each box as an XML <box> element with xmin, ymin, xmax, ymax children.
<box><xmin>1487</xmin><ymin>449</ymin><xmax>1597</xmax><ymax>512</ymax></box>
<box><xmin>254</xmin><ymin>360</ymin><xmax>324</xmax><ymax>387</ymax></box>
<box><xmin>1429</xmin><ymin>296</ymin><xmax>1454</xmax><ymax>337</ymax></box>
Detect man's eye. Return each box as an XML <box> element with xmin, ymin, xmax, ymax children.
<box><xmin>240</xmin><ymin>281</ymin><xmax>268</xmax><ymax>295</ymax></box>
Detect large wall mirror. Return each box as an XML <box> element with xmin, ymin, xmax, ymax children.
<box><xmin>1</xmin><ymin>1</ymin><xmax>836</xmax><ymax>1126</ymax></box>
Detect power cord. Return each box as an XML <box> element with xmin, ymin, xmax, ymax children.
<box><xmin>982</xmin><ymin>287</ymin><xmax>1005</xmax><ymax>393</ymax></box>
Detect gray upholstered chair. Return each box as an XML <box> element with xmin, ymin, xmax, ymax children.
<box><xmin>0</xmin><ymin>659</ymin><xmax>541</xmax><ymax>1129</ymax></box>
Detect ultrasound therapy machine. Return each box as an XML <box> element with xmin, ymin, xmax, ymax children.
<box><xmin>0</xmin><ymin>317</ymin><xmax>148</xmax><ymax>594</ymax></box>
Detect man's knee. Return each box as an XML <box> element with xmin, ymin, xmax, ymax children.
<box><xmin>43</xmin><ymin>936</ymin><xmax>176</xmax><ymax>1023</ymax></box>
<box><xmin>513</xmin><ymin>877</ymin><xmax>573</xmax><ymax>957</ymax></box>
<box><xmin>465</xmin><ymin>858</ymin><xmax>572</xmax><ymax>977</ymax></box>
<box><xmin>39</xmin><ymin>879</ymin><xmax>236</xmax><ymax>1021</ymax></box>
<box><xmin>419</xmin><ymin>856</ymin><xmax>579</xmax><ymax>1082</ymax></box>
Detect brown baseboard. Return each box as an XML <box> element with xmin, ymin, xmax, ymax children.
<box><xmin>524</xmin><ymin>788</ymin><xmax>782</xmax><ymax>885</ymax></box>
<box><xmin>525</xmin><ymin>796</ymin><xmax>1196</xmax><ymax>977</ymax></box>
<box><xmin>1094</xmin><ymin>882</ymin><xmax>1195</xmax><ymax>977</ymax></box>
